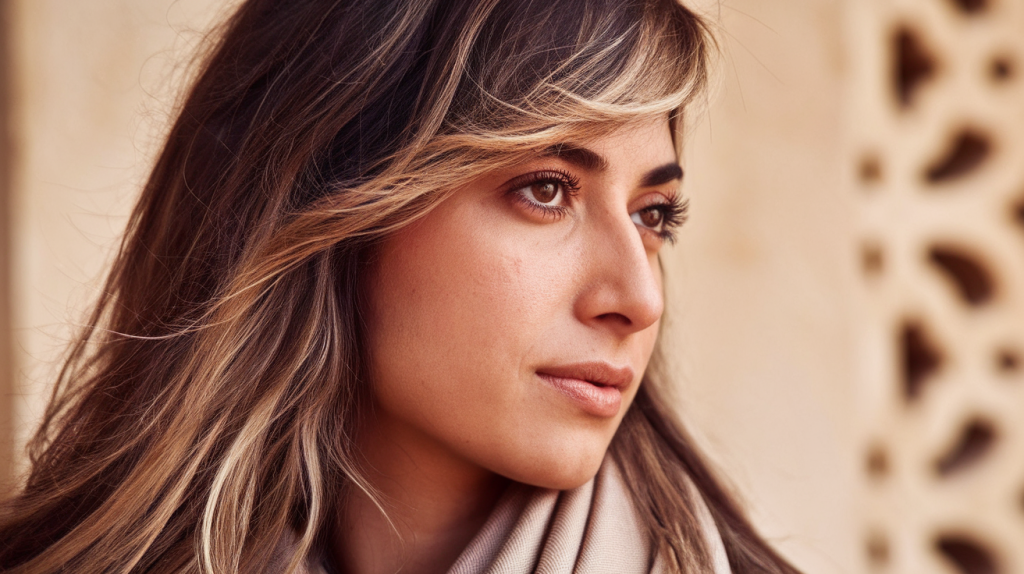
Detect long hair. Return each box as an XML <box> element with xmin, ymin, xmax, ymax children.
<box><xmin>0</xmin><ymin>0</ymin><xmax>799</xmax><ymax>572</ymax></box>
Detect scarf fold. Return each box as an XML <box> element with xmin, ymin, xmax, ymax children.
<box><xmin>280</xmin><ymin>458</ymin><xmax>732</xmax><ymax>574</ymax></box>
<box><xmin>446</xmin><ymin>459</ymin><xmax>732</xmax><ymax>574</ymax></box>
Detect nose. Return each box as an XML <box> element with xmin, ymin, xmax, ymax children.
<box><xmin>573</xmin><ymin>209</ymin><xmax>664</xmax><ymax>337</ymax></box>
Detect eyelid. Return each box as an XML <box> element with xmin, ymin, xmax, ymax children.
<box><xmin>630</xmin><ymin>191</ymin><xmax>680</xmax><ymax>212</ymax></box>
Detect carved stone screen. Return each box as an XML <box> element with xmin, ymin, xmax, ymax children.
<box><xmin>850</xmin><ymin>0</ymin><xmax>1024</xmax><ymax>572</ymax></box>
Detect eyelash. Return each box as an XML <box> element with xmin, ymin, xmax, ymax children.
<box><xmin>506</xmin><ymin>170</ymin><xmax>689</xmax><ymax>242</ymax></box>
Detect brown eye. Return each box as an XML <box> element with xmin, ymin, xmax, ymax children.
<box><xmin>529</xmin><ymin>181</ymin><xmax>559</xmax><ymax>204</ymax></box>
<box><xmin>632</xmin><ymin>207</ymin><xmax>664</xmax><ymax>230</ymax></box>
<box><xmin>509</xmin><ymin>171</ymin><xmax>578</xmax><ymax>212</ymax></box>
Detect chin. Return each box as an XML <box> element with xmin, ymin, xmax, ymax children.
<box><xmin>492</xmin><ymin>438</ymin><xmax>612</xmax><ymax>491</ymax></box>
<box><xmin>535</xmin><ymin>470</ymin><xmax>603</xmax><ymax>492</ymax></box>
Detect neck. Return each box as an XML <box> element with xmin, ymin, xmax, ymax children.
<box><xmin>330</xmin><ymin>413</ymin><xmax>508</xmax><ymax>574</ymax></box>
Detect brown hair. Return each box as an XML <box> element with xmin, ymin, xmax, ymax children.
<box><xmin>0</xmin><ymin>0</ymin><xmax>799</xmax><ymax>572</ymax></box>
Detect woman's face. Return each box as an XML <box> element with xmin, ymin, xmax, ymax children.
<box><xmin>363</xmin><ymin>118</ymin><xmax>683</xmax><ymax>490</ymax></box>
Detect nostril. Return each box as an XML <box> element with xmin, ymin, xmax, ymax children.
<box><xmin>596</xmin><ymin>312</ymin><xmax>633</xmax><ymax>326</ymax></box>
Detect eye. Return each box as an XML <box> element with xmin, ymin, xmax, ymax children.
<box><xmin>520</xmin><ymin>180</ymin><xmax>565</xmax><ymax>206</ymax></box>
<box><xmin>505</xmin><ymin>170</ymin><xmax>582</xmax><ymax>221</ymax></box>
<box><xmin>511</xmin><ymin>170</ymin><xmax>579</xmax><ymax>208</ymax></box>
<box><xmin>630</xmin><ymin>196</ymin><xmax>689</xmax><ymax>243</ymax></box>
<box><xmin>631</xmin><ymin>207</ymin><xmax>664</xmax><ymax>230</ymax></box>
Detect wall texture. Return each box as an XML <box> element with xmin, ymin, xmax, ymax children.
<box><xmin>671</xmin><ymin>1</ymin><xmax>857</xmax><ymax>572</ymax></box>
<box><xmin>5</xmin><ymin>0</ymin><xmax>234</xmax><ymax>479</ymax></box>
<box><xmin>0</xmin><ymin>0</ymin><xmax>14</xmax><ymax>493</ymax></box>
<box><xmin>850</xmin><ymin>0</ymin><xmax>1024</xmax><ymax>572</ymax></box>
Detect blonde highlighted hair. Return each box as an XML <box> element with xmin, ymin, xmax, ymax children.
<box><xmin>0</xmin><ymin>0</ymin><xmax>798</xmax><ymax>572</ymax></box>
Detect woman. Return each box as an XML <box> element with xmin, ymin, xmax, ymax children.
<box><xmin>0</xmin><ymin>0</ymin><xmax>800</xmax><ymax>572</ymax></box>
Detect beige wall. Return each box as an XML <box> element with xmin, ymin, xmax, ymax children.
<box><xmin>3</xmin><ymin>1</ymin><xmax>858</xmax><ymax>572</ymax></box>
<box><xmin>0</xmin><ymin>0</ymin><xmax>13</xmax><ymax>493</ymax></box>
<box><xmin>672</xmin><ymin>2</ymin><xmax>858</xmax><ymax>572</ymax></box>
<box><xmin>6</xmin><ymin>0</ymin><xmax>233</xmax><ymax>477</ymax></box>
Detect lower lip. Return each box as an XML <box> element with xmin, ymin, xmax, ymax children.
<box><xmin>538</xmin><ymin>374</ymin><xmax>622</xmax><ymax>418</ymax></box>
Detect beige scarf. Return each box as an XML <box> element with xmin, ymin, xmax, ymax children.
<box><xmin>277</xmin><ymin>459</ymin><xmax>731</xmax><ymax>574</ymax></box>
<box><xmin>445</xmin><ymin>459</ymin><xmax>731</xmax><ymax>574</ymax></box>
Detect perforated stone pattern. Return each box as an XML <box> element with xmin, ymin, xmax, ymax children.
<box><xmin>850</xmin><ymin>0</ymin><xmax>1024</xmax><ymax>572</ymax></box>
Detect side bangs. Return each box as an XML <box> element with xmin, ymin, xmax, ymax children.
<box><xmin>448</xmin><ymin>0</ymin><xmax>715</xmax><ymax>136</ymax></box>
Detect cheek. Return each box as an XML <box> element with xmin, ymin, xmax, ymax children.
<box><xmin>370</xmin><ymin>209</ymin><xmax>553</xmax><ymax>362</ymax></box>
<box><xmin>363</xmin><ymin>200</ymin><xmax>563</xmax><ymax>434</ymax></box>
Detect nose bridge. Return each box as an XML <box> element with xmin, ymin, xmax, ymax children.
<box><xmin>576</xmin><ymin>204</ymin><xmax>664</xmax><ymax>333</ymax></box>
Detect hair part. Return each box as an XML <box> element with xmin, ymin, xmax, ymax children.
<box><xmin>0</xmin><ymin>0</ymin><xmax>796</xmax><ymax>572</ymax></box>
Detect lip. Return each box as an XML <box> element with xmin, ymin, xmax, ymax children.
<box><xmin>536</xmin><ymin>362</ymin><xmax>635</xmax><ymax>418</ymax></box>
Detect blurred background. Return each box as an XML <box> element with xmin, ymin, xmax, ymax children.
<box><xmin>1</xmin><ymin>0</ymin><xmax>1021</xmax><ymax>572</ymax></box>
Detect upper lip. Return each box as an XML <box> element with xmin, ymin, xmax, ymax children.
<box><xmin>536</xmin><ymin>362</ymin><xmax>635</xmax><ymax>389</ymax></box>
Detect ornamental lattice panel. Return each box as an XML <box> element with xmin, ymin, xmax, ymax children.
<box><xmin>850</xmin><ymin>0</ymin><xmax>1024</xmax><ymax>572</ymax></box>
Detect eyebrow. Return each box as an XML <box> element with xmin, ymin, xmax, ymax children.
<box><xmin>541</xmin><ymin>143</ymin><xmax>683</xmax><ymax>187</ymax></box>
<box><xmin>639</xmin><ymin>163</ymin><xmax>684</xmax><ymax>187</ymax></box>
<box><xmin>541</xmin><ymin>144</ymin><xmax>608</xmax><ymax>171</ymax></box>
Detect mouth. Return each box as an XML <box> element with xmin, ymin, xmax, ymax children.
<box><xmin>535</xmin><ymin>362</ymin><xmax>634</xmax><ymax>418</ymax></box>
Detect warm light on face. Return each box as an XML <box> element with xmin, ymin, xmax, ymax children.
<box><xmin>362</xmin><ymin>118</ymin><xmax>683</xmax><ymax>490</ymax></box>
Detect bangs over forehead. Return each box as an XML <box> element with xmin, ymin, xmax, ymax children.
<box><xmin>447</xmin><ymin>0</ymin><xmax>714</xmax><ymax>141</ymax></box>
